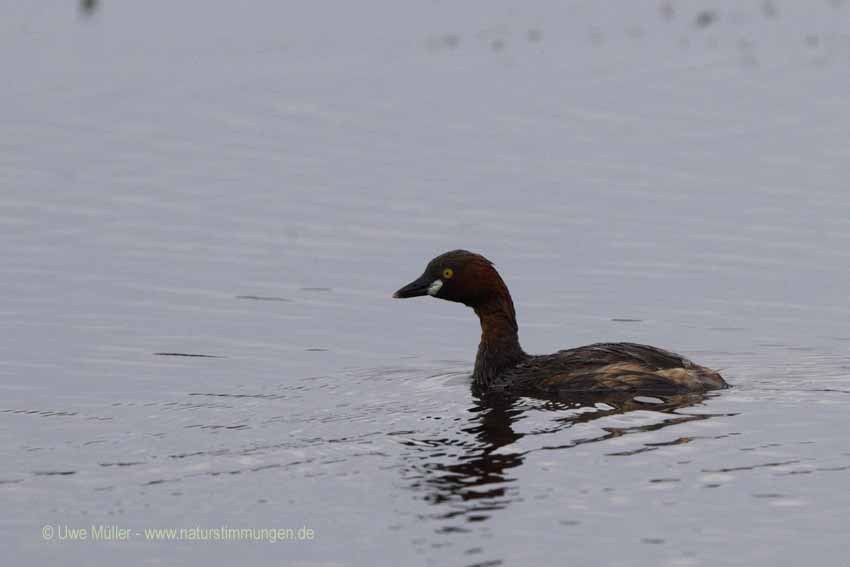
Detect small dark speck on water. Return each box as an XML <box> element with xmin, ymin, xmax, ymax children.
<box><xmin>641</xmin><ymin>538</ymin><xmax>665</xmax><ymax>544</ymax></box>
<box><xmin>490</xmin><ymin>39</ymin><xmax>506</xmax><ymax>52</ymax></box>
<box><xmin>611</xmin><ymin>318</ymin><xmax>642</xmax><ymax>322</ymax></box>
<box><xmin>589</xmin><ymin>28</ymin><xmax>603</xmax><ymax>46</ymax></box>
<box><xmin>695</xmin><ymin>11</ymin><xmax>719</xmax><ymax>28</ymax></box>
<box><xmin>305</xmin><ymin>348</ymin><xmax>328</xmax><ymax>352</ymax></box>
<box><xmin>236</xmin><ymin>295</ymin><xmax>290</xmax><ymax>302</ymax></box>
<box><xmin>442</xmin><ymin>33</ymin><xmax>460</xmax><ymax>49</ymax></box>
<box><xmin>527</xmin><ymin>29</ymin><xmax>543</xmax><ymax>42</ymax></box>
<box><xmin>761</xmin><ymin>0</ymin><xmax>778</xmax><ymax>18</ymax></box>
<box><xmin>659</xmin><ymin>2</ymin><xmax>675</xmax><ymax>20</ymax></box>
<box><xmin>79</xmin><ymin>0</ymin><xmax>99</xmax><ymax>16</ymax></box>
<box><xmin>300</xmin><ymin>287</ymin><xmax>332</xmax><ymax>292</ymax></box>
<box><xmin>154</xmin><ymin>353</ymin><xmax>225</xmax><ymax>358</ymax></box>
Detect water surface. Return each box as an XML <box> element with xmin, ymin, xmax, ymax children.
<box><xmin>2</xmin><ymin>1</ymin><xmax>850</xmax><ymax>565</ymax></box>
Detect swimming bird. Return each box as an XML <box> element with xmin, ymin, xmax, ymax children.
<box><xmin>393</xmin><ymin>250</ymin><xmax>728</xmax><ymax>395</ymax></box>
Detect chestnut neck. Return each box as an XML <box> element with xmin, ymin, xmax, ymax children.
<box><xmin>471</xmin><ymin>288</ymin><xmax>527</xmax><ymax>387</ymax></box>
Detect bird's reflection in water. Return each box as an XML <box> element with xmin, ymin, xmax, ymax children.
<box><xmin>401</xmin><ymin>390</ymin><xmax>726</xmax><ymax>528</ymax></box>
<box><xmin>401</xmin><ymin>396</ymin><xmax>526</xmax><ymax>527</ymax></box>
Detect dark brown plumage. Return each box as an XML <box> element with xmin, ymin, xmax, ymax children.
<box><xmin>393</xmin><ymin>250</ymin><xmax>729</xmax><ymax>396</ymax></box>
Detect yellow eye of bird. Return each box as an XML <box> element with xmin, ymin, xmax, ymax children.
<box><xmin>442</xmin><ymin>268</ymin><xmax>454</xmax><ymax>279</ymax></box>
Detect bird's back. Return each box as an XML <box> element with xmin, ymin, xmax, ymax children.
<box><xmin>498</xmin><ymin>342</ymin><xmax>727</xmax><ymax>394</ymax></box>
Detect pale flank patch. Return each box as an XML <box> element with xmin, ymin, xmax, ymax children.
<box><xmin>427</xmin><ymin>279</ymin><xmax>443</xmax><ymax>296</ymax></box>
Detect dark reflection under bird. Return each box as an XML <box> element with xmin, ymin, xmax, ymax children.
<box><xmin>400</xmin><ymin>389</ymin><xmax>726</xmax><ymax>526</ymax></box>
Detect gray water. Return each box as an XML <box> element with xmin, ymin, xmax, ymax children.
<box><xmin>3</xmin><ymin>1</ymin><xmax>850</xmax><ymax>565</ymax></box>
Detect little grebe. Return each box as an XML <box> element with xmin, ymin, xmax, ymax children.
<box><xmin>393</xmin><ymin>250</ymin><xmax>728</xmax><ymax>395</ymax></box>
